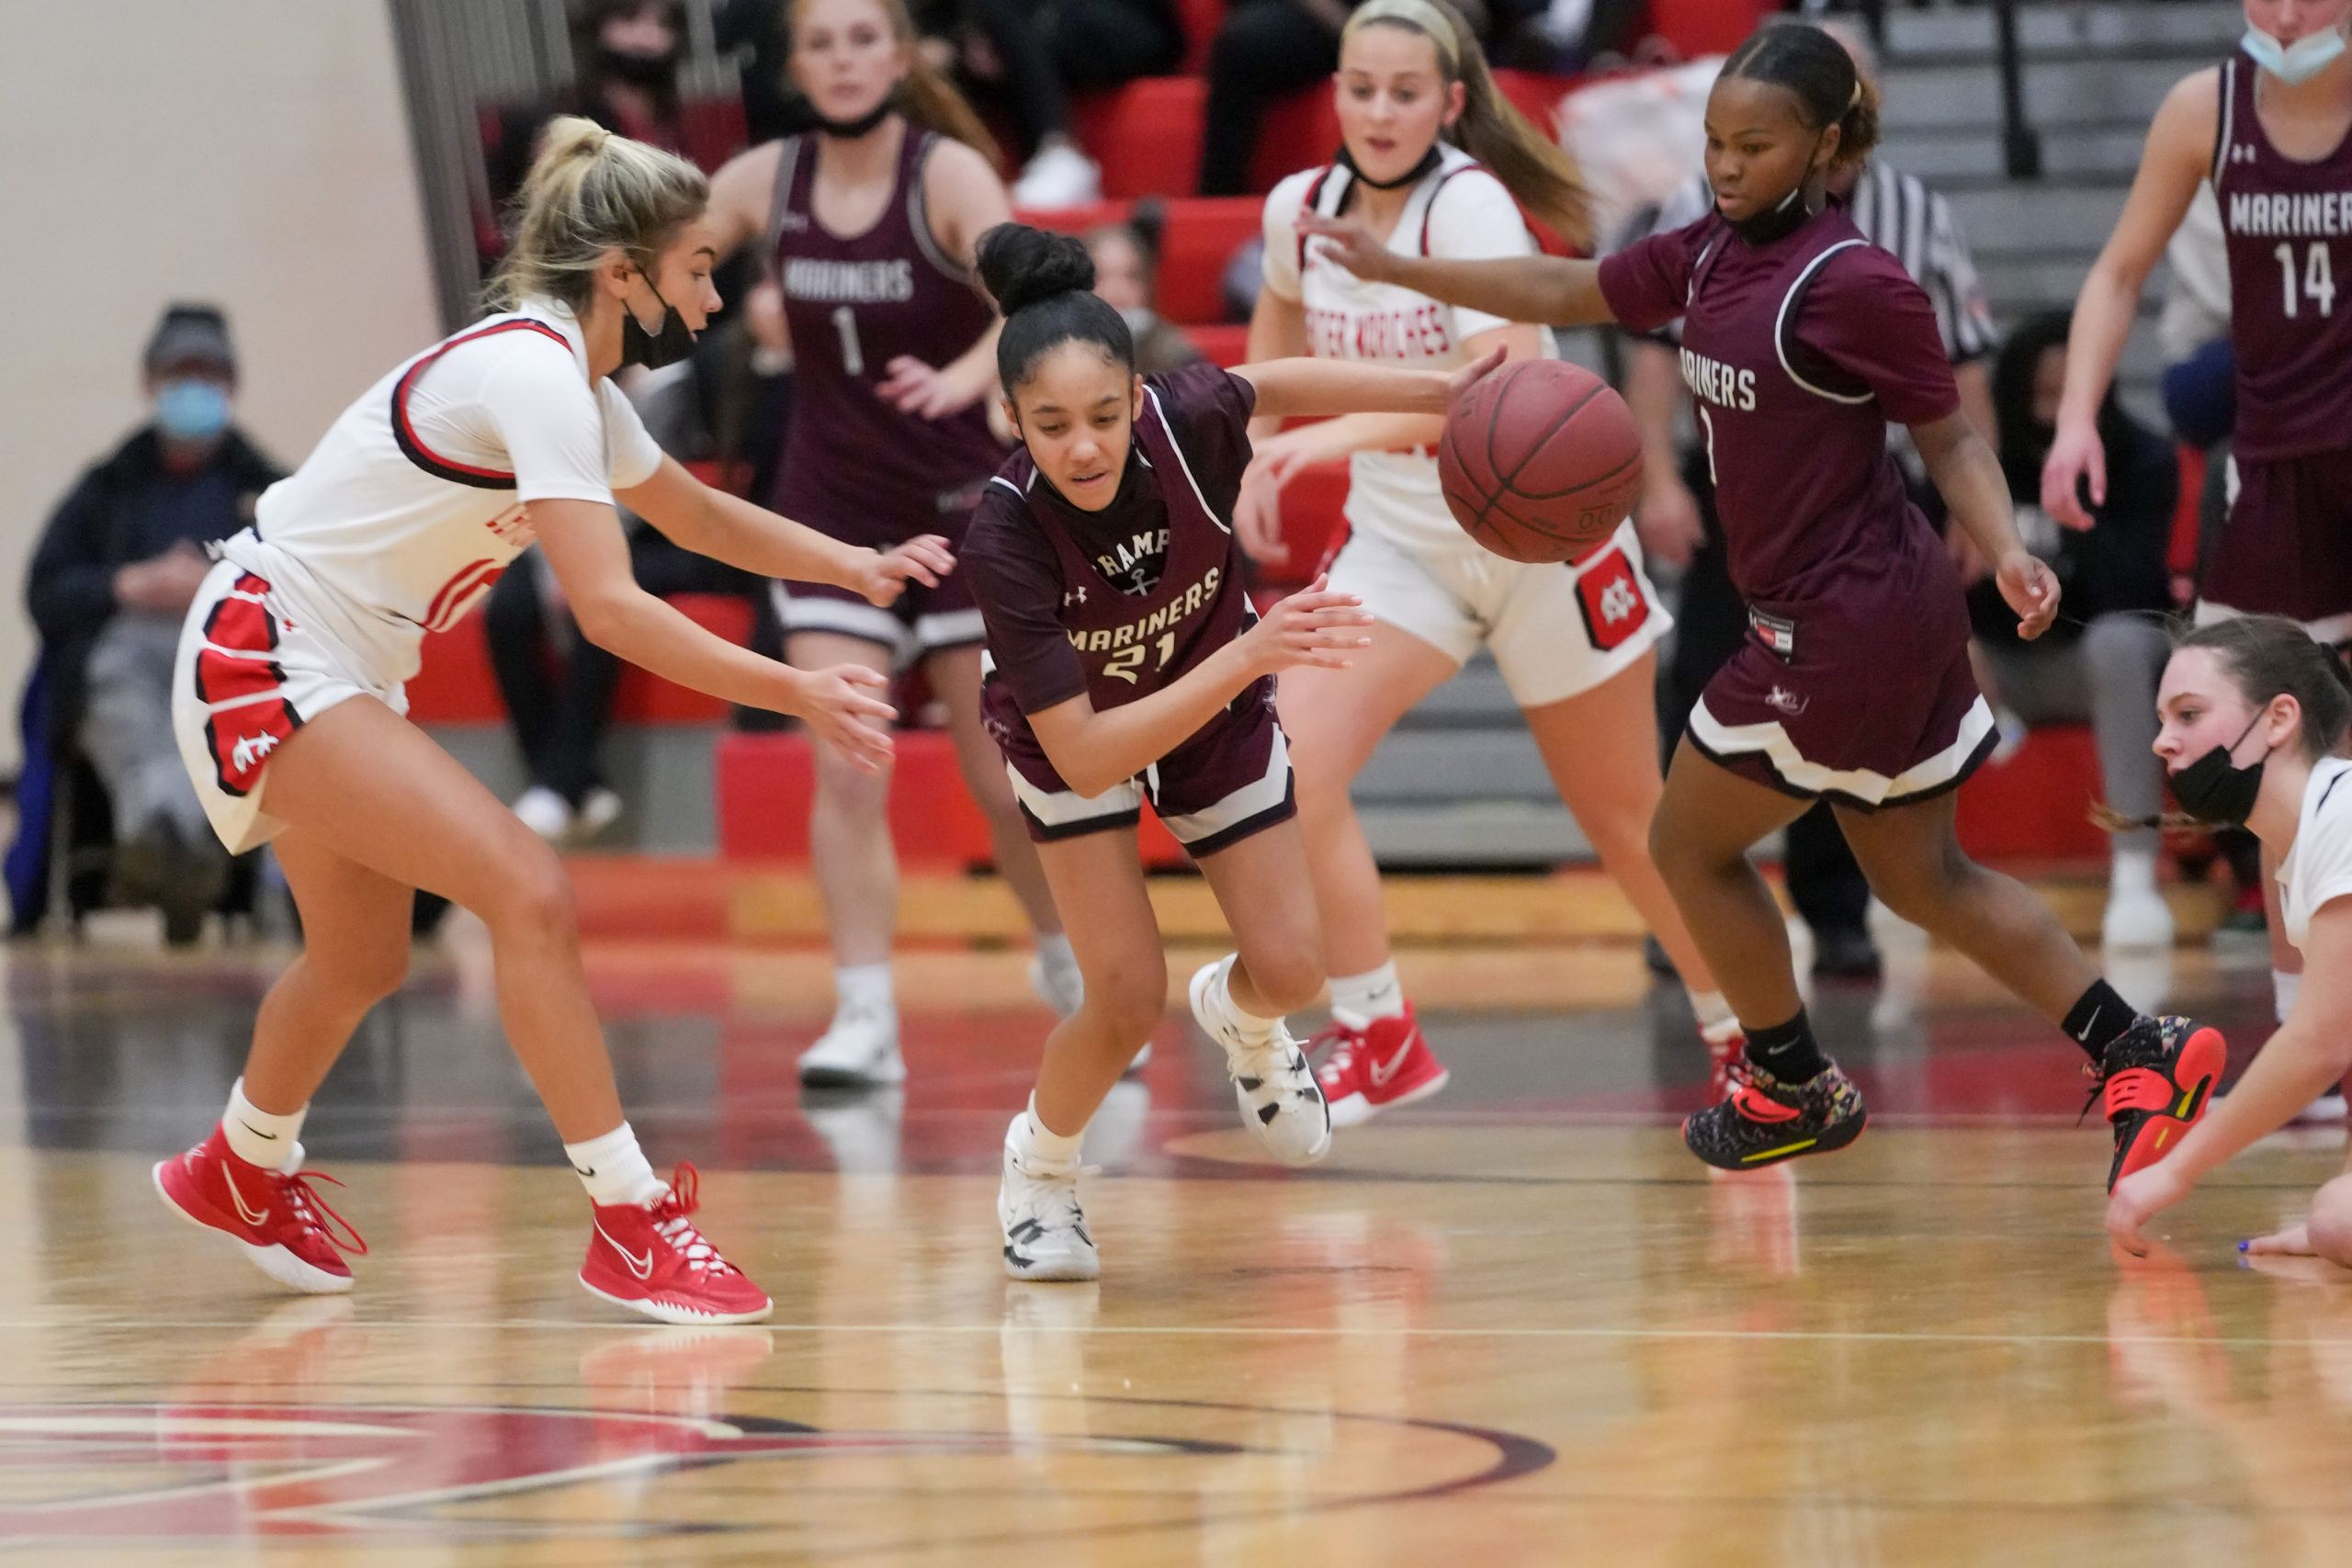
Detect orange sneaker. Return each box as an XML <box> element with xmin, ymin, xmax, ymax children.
<box><xmin>581</xmin><ymin>1163</ymin><xmax>773</xmax><ymax>1325</ymax></box>
<box><xmin>153</xmin><ymin>1127</ymin><xmax>366</xmax><ymax>1294</ymax></box>
<box><xmin>1309</xmin><ymin>1003</ymin><xmax>1449</xmax><ymax>1130</ymax></box>
<box><xmin>2098</xmin><ymin>1015</ymin><xmax>2227</xmax><ymax>1191</ymax></box>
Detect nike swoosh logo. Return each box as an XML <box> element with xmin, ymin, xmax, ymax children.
<box><xmin>595</xmin><ymin>1222</ymin><xmax>653</xmax><ymax>1280</ymax></box>
<box><xmin>238</xmin><ymin>1122</ymin><xmax>279</xmax><ymax>1141</ymax></box>
<box><xmin>222</xmin><ymin>1166</ymin><xmax>270</xmax><ymax>1228</ymax></box>
<box><xmin>1367</xmin><ymin>1034</ymin><xmax>1418</xmax><ymax>1089</ymax></box>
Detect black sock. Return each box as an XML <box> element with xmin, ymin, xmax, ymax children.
<box><xmin>2062</xmin><ymin>979</ymin><xmax>2138</xmax><ymax>1065</ymax></box>
<box><xmin>1745</xmin><ymin>1009</ymin><xmax>1829</xmax><ymax>1083</ymax></box>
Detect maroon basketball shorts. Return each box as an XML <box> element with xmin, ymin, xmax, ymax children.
<box><xmin>988</xmin><ymin>682</ymin><xmax>1296</xmax><ymax>855</ymax></box>
<box><xmin>771</xmin><ymin>573</ymin><xmax>983</xmax><ymax>668</ymax></box>
<box><xmin>1684</xmin><ymin>582</ymin><xmax>1996</xmax><ymax>813</ymax></box>
<box><xmin>2203</xmin><ymin>446</ymin><xmax>2352</xmax><ymax>642</ymax></box>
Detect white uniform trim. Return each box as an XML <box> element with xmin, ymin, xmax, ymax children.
<box><xmin>1775</xmin><ymin>240</ymin><xmax>1875</xmax><ymax>405</ymax></box>
<box><xmin>1004</xmin><ymin>722</ymin><xmax>1292</xmax><ymax>850</ymax></box>
<box><xmin>1690</xmin><ymin>694</ymin><xmax>1996</xmax><ymax>807</ymax></box>
<box><xmin>1150</xmin><ymin>725</ymin><xmax>1290</xmax><ymax>847</ymax></box>
<box><xmin>769</xmin><ymin>581</ymin><xmax>985</xmax><ymax>668</ymax></box>
<box><xmin>2214</xmin><ymin>56</ymin><xmax>2238</xmax><ymax>186</ymax></box>
<box><xmin>1139</xmin><ymin>386</ymin><xmax>1228</xmax><ymax>535</ymax></box>
<box><xmin>2281</xmin><ymin>758</ymin><xmax>2352</xmax><ymax>950</ymax></box>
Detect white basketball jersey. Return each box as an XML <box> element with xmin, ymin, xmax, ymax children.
<box><xmin>1261</xmin><ymin>145</ymin><xmax>1555</xmax><ymax>552</ymax></box>
<box><xmin>226</xmin><ymin>296</ymin><xmax>663</xmax><ymax>683</ymax></box>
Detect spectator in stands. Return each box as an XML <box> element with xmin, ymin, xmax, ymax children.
<box><xmin>1085</xmin><ymin>219</ymin><xmax>1204</xmax><ymax>372</ymax></box>
<box><xmin>1623</xmin><ymin>17</ymin><xmax>1996</xmax><ymax>981</ymax></box>
<box><xmin>1199</xmin><ymin>0</ymin><xmax>1368</xmax><ymax>196</ymax></box>
<box><xmin>956</xmin><ymin>0</ymin><xmax>1185</xmax><ymax>208</ymax></box>
<box><xmin>1969</xmin><ymin>311</ymin><xmax>2177</xmax><ymax>950</ymax></box>
<box><xmin>25</xmin><ymin>305</ymin><xmax>281</xmax><ymax>941</ymax></box>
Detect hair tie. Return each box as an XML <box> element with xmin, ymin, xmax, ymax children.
<box><xmin>1343</xmin><ymin>0</ymin><xmax>1460</xmax><ymax>72</ymax></box>
<box><xmin>1849</xmin><ymin>79</ymin><xmax>1862</xmax><ymax>108</ymax></box>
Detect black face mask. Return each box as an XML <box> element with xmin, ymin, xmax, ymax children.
<box><xmin>619</xmin><ymin>275</ymin><xmax>696</xmax><ymax>369</ymax></box>
<box><xmin>2169</xmin><ymin>709</ymin><xmax>2277</xmax><ymax>827</ymax></box>
<box><xmin>599</xmin><ymin>44</ymin><xmax>677</xmax><ymax>88</ymax></box>
<box><xmin>816</xmin><ymin>93</ymin><xmax>898</xmax><ymax>140</ymax></box>
<box><xmin>1338</xmin><ymin>141</ymin><xmax>1444</xmax><ymax>192</ymax></box>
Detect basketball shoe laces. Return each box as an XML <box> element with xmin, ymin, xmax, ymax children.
<box><xmin>648</xmin><ymin>1164</ymin><xmax>740</xmax><ymax>1279</ymax></box>
<box><xmin>276</xmin><ymin>1168</ymin><xmax>368</xmax><ymax>1259</ymax></box>
<box><xmin>1305</xmin><ymin>1021</ymin><xmax>1361</xmax><ymax>1077</ymax></box>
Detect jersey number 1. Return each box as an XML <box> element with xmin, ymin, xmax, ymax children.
<box><xmin>832</xmin><ymin>306</ymin><xmax>865</xmax><ymax>376</ymax></box>
<box><xmin>2276</xmin><ymin>242</ymin><xmax>2336</xmax><ymax>319</ymax></box>
<box><xmin>1103</xmin><ymin>632</ymin><xmax>1178</xmax><ymax>683</ymax></box>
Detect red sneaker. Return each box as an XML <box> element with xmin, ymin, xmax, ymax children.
<box><xmin>581</xmin><ymin>1163</ymin><xmax>773</xmax><ymax>1325</ymax></box>
<box><xmin>1703</xmin><ymin>1021</ymin><xmax>1747</xmax><ymax>1104</ymax></box>
<box><xmin>153</xmin><ymin>1127</ymin><xmax>366</xmax><ymax>1294</ymax></box>
<box><xmin>1308</xmin><ymin>1004</ymin><xmax>1449</xmax><ymax>1130</ymax></box>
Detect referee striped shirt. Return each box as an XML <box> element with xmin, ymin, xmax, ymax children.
<box><xmin>1637</xmin><ymin>162</ymin><xmax>1997</xmax><ymax>364</ymax></box>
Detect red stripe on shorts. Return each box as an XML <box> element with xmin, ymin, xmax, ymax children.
<box><xmin>194</xmin><ymin>647</ymin><xmax>287</xmax><ymax>708</ymax></box>
<box><xmin>202</xmin><ymin>585</ymin><xmax>280</xmax><ymax>655</ymax></box>
<box><xmin>205</xmin><ymin>698</ymin><xmax>303</xmax><ymax>798</ymax></box>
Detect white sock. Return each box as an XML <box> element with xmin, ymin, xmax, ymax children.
<box><xmin>1329</xmin><ymin>961</ymin><xmax>1405</xmax><ymax>1028</ymax></box>
<box><xmin>222</xmin><ymin>1078</ymin><xmax>306</xmax><ymax>1172</ymax></box>
<box><xmin>1209</xmin><ymin>958</ymin><xmax>1280</xmax><ymax>1047</ymax></box>
<box><xmin>565</xmin><ymin>1122</ymin><xmax>665</xmax><ymax>1208</ymax></box>
<box><xmin>2110</xmin><ymin>847</ymin><xmax>2159</xmax><ymax>897</ymax></box>
<box><xmin>2277</xmin><ymin>968</ymin><xmax>2302</xmax><ymax>1026</ymax></box>
<box><xmin>1035</xmin><ymin>931</ymin><xmax>1080</xmax><ymax>983</ymax></box>
<box><xmin>834</xmin><ymin>962</ymin><xmax>895</xmax><ymax>1018</ymax></box>
<box><xmin>1013</xmin><ymin>1094</ymin><xmax>1084</xmax><ymax>1173</ymax></box>
<box><xmin>1690</xmin><ymin>989</ymin><xmax>1736</xmax><ymax>1032</ymax></box>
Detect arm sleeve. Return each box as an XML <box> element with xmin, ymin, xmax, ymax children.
<box><xmin>1259</xmin><ymin>173</ymin><xmax>1315</xmax><ymax>304</ymax></box>
<box><xmin>25</xmin><ymin>472</ymin><xmax>119</xmax><ymax>642</ymax></box>
<box><xmin>1596</xmin><ymin>226</ymin><xmax>1701</xmax><ymax>335</ymax></box>
<box><xmin>1792</xmin><ymin>248</ymin><xmax>1961</xmax><ymax>427</ymax></box>
<box><xmin>1426</xmin><ymin>172</ymin><xmax>1539</xmax><ymax>342</ymax></box>
<box><xmin>1923</xmin><ymin>193</ymin><xmax>1998</xmax><ymax>365</ymax></box>
<box><xmin>478</xmin><ymin>347</ymin><xmax>630</xmax><ymax>506</ymax></box>
<box><xmin>598</xmin><ymin>380</ymin><xmax>668</xmax><ymax>490</ymax></box>
<box><xmin>965</xmin><ymin>498</ymin><xmax>1091</xmax><ymax>715</ymax></box>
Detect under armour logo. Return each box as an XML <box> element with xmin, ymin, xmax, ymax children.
<box><xmin>2231</xmin><ymin>143</ymin><xmax>2256</xmax><ymax>164</ymax></box>
<box><xmin>231</xmin><ymin>731</ymin><xmax>280</xmax><ymax>772</ymax></box>
<box><xmin>1598</xmin><ymin>578</ymin><xmax>1640</xmax><ymax>625</ymax></box>
<box><xmin>1064</xmin><ymin>586</ymin><xmax>1088</xmax><ymax>606</ymax></box>
<box><xmin>1767</xmin><ymin>685</ymin><xmax>1809</xmax><ymax>716</ymax></box>
<box><xmin>775</xmin><ymin>211</ymin><xmax>808</xmax><ymax>231</ymax></box>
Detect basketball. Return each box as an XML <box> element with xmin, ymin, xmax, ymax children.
<box><xmin>1438</xmin><ymin>359</ymin><xmax>1645</xmax><ymax>564</ymax></box>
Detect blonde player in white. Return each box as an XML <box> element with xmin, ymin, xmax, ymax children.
<box><xmin>152</xmin><ymin>120</ymin><xmax>948</xmax><ymax>1325</ymax></box>
<box><xmin>1238</xmin><ymin>0</ymin><xmax>1733</xmax><ymax>1124</ymax></box>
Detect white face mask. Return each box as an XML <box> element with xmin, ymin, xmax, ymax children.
<box><xmin>2243</xmin><ymin>20</ymin><xmax>2349</xmax><ymax>85</ymax></box>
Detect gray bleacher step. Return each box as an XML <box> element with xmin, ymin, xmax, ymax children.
<box><xmin>1878</xmin><ymin>127</ymin><xmax>2154</xmax><ymax>183</ymax></box>
<box><xmin>1941</xmin><ymin>183</ymin><xmax>2132</xmax><ymax>251</ymax></box>
<box><xmin>1356</xmin><ymin>803</ymin><xmax>1594</xmax><ymax>867</ymax></box>
<box><xmin>1883</xmin><ymin>3</ymin><xmax>2243</xmax><ymax>62</ymax></box>
<box><xmin>1355</xmin><ymin>729</ymin><xmax>1561</xmax><ymax>804</ymax></box>
<box><xmin>1879</xmin><ymin>59</ymin><xmax>2192</xmax><ymax>133</ymax></box>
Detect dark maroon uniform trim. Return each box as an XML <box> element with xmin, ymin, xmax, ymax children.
<box><xmin>1600</xmin><ymin>208</ymin><xmax>1993</xmax><ymax>805</ymax></box>
<box><xmin>389</xmin><ymin>320</ymin><xmax>573</xmax><ymax>490</ymax></box>
<box><xmin>2205</xmin><ymin>52</ymin><xmax>2352</xmax><ymax>622</ymax></box>
<box><xmin>767</xmin><ymin>129</ymin><xmax>1005</xmax><ymax>558</ymax></box>
<box><xmin>967</xmin><ymin>366</ymin><xmax>1294</xmax><ymax>848</ymax></box>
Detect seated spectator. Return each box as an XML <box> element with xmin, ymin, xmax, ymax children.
<box><xmin>25</xmin><ymin>305</ymin><xmax>282</xmax><ymax>942</ymax></box>
<box><xmin>956</xmin><ymin>0</ymin><xmax>1184</xmax><ymax>208</ymax></box>
<box><xmin>1084</xmin><ymin>219</ymin><xmax>1204</xmax><ymax>373</ymax></box>
<box><xmin>1199</xmin><ymin>0</ymin><xmax>1365</xmax><ymax>197</ymax></box>
<box><xmin>1967</xmin><ymin>311</ymin><xmax>2178</xmax><ymax>951</ymax></box>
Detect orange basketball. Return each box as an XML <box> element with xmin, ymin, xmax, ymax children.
<box><xmin>1438</xmin><ymin>359</ymin><xmax>1645</xmax><ymax>565</ymax></box>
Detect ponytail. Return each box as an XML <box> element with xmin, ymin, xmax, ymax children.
<box><xmin>485</xmin><ymin>116</ymin><xmax>708</xmax><ymax>313</ymax></box>
<box><xmin>1340</xmin><ymin>0</ymin><xmax>1590</xmax><ymax>249</ymax></box>
<box><xmin>1722</xmin><ymin>19</ymin><xmax>1882</xmax><ymax>171</ymax></box>
<box><xmin>790</xmin><ymin>0</ymin><xmax>1003</xmax><ymax>172</ymax></box>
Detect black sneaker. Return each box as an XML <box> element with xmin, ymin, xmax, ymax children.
<box><xmin>1809</xmin><ymin>925</ymin><xmax>1883</xmax><ymax>982</ymax></box>
<box><xmin>1682</xmin><ymin>1060</ymin><xmax>1867</xmax><ymax>1170</ymax></box>
<box><xmin>2095</xmin><ymin>1014</ymin><xmax>2226</xmax><ymax>1192</ymax></box>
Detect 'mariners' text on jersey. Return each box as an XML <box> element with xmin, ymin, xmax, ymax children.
<box><xmin>1067</xmin><ymin>567</ymin><xmax>1221</xmax><ymax>654</ymax></box>
<box><xmin>781</xmin><ymin>257</ymin><xmax>917</xmax><ymax>303</ymax></box>
<box><xmin>2226</xmin><ymin>190</ymin><xmax>2352</xmax><ymax>238</ymax></box>
<box><xmin>1680</xmin><ymin>346</ymin><xmax>1758</xmax><ymax>411</ymax></box>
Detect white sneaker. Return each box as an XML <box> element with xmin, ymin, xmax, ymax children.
<box><xmin>1011</xmin><ymin>141</ymin><xmax>1101</xmax><ymax>209</ymax></box>
<box><xmin>797</xmin><ymin>1006</ymin><xmax>904</xmax><ymax>1087</ymax></box>
<box><xmin>514</xmin><ymin>785</ymin><xmax>573</xmax><ymax>841</ymax></box>
<box><xmin>574</xmin><ymin>786</ymin><xmax>625</xmax><ymax>840</ymax></box>
<box><xmin>1027</xmin><ymin>951</ymin><xmax>1084</xmax><ymax>1019</ymax></box>
<box><xmin>2292</xmin><ymin>1091</ymin><xmax>2349</xmax><ymax>1125</ymax></box>
<box><xmin>999</xmin><ymin>1117</ymin><xmax>1099</xmax><ymax>1281</ymax></box>
<box><xmin>1125</xmin><ymin>1042</ymin><xmax>1152</xmax><ymax>1075</ymax></box>
<box><xmin>1188</xmin><ymin>956</ymin><xmax>1330</xmax><ymax>1167</ymax></box>
<box><xmin>2102</xmin><ymin>886</ymin><xmax>2175</xmax><ymax>951</ymax></box>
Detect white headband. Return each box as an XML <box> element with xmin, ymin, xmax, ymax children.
<box><xmin>1343</xmin><ymin>0</ymin><xmax>1460</xmax><ymax>71</ymax></box>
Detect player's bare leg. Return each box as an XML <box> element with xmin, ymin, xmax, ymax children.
<box><xmin>1646</xmin><ymin>740</ymin><xmax>1814</xmax><ymax>1028</ymax></box>
<box><xmin>789</xmin><ymin>629</ymin><xmax>904</xmax><ymax>1085</ymax></box>
<box><xmin>1278</xmin><ymin>626</ymin><xmax>1459</xmax><ymax>1123</ymax></box>
<box><xmin>927</xmin><ymin>644</ymin><xmax>1080</xmax><ymax>1015</ymax></box>
<box><xmin>1189</xmin><ymin>818</ymin><xmax>1332</xmax><ymax>1164</ymax></box>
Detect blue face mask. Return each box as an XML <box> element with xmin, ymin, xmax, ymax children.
<box><xmin>2243</xmin><ymin>22</ymin><xmax>2348</xmax><ymax>85</ymax></box>
<box><xmin>154</xmin><ymin>379</ymin><xmax>230</xmax><ymax>442</ymax></box>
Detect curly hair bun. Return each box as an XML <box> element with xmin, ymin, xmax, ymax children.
<box><xmin>976</xmin><ymin>223</ymin><xmax>1096</xmax><ymax>317</ymax></box>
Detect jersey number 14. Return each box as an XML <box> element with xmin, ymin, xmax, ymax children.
<box><xmin>2276</xmin><ymin>241</ymin><xmax>2337</xmax><ymax>319</ymax></box>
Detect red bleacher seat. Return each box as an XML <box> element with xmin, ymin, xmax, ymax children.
<box><xmin>1645</xmin><ymin>0</ymin><xmax>1776</xmax><ymax>57</ymax></box>
<box><xmin>405</xmin><ymin>592</ymin><xmax>754</xmax><ymax>726</ymax></box>
<box><xmin>1013</xmin><ymin>195</ymin><xmax>1260</xmax><ymax>326</ymax></box>
<box><xmin>1953</xmin><ymin>725</ymin><xmax>2110</xmax><ymax>863</ymax></box>
<box><xmin>718</xmin><ymin>731</ymin><xmax>1189</xmax><ymax>868</ymax></box>
<box><xmin>1072</xmin><ymin>79</ymin><xmax>1208</xmax><ymax>200</ymax></box>
<box><xmin>1188</xmin><ymin>322</ymin><xmax>1250</xmax><ymax>366</ymax></box>
<box><xmin>1177</xmin><ymin>0</ymin><xmax>1224</xmax><ymax>73</ymax></box>
<box><xmin>1262</xmin><ymin>461</ymin><xmax>1351</xmax><ymax>588</ymax></box>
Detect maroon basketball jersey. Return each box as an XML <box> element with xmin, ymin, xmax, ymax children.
<box><xmin>2213</xmin><ymin>53</ymin><xmax>2352</xmax><ymax>460</ymax></box>
<box><xmin>1600</xmin><ymin>207</ymin><xmax>1960</xmax><ymax>608</ymax></box>
<box><xmin>766</xmin><ymin>127</ymin><xmax>1004</xmax><ymax>541</ymax></box>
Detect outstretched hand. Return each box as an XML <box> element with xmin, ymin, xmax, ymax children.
<box><xmin>854</xmin><ymin>536</ymin><xmax>956</xmax><ymax>606</ymax></box>
<box><xmin>2106</xmin><ymin>1159</ymin><xmax>2193</xmax><ymax>1258</ymax></box>
<box><xmin>876</xmin><ymin>356</ymin><xmax>982</xmax><ymax>420</ymax></box>
<box><xmin>1295</xmin><ymin>213</ymin><xmax>1400</xmax><ymax>284</ymax></box>
<box><xmin>2040</xmin><ymin>422</ymin><xmax>2105</xmax><ymax>530</ymax></box>
<box><xmin>1446</xmin><ymin>344</ymin><xmax>1508</xmax><ymax>401</ymax></box>
<box><xmin>1998</xmin><ymin>549</ymin><xmax>2061</xmax><ymax>640</ymax></box>
<box><xmin>793</xmin><ymin>664</ymin><xmax>897</xmax><ymax>772</ymax></box>
<box><xmin>1240</xmin><ymin>574</ymin><xmax>1374</xmax><ymax>674</ymax></box>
